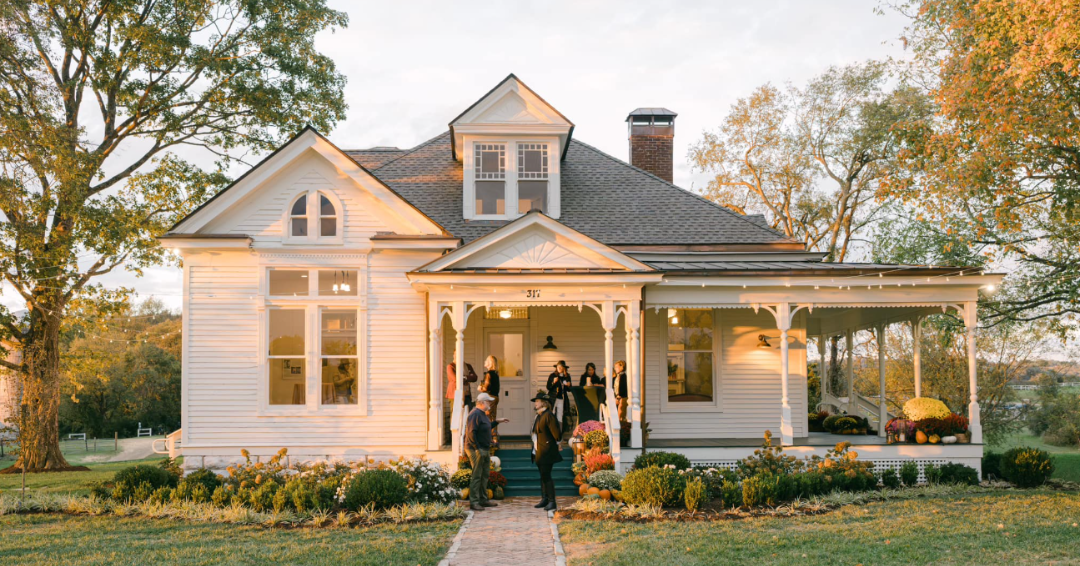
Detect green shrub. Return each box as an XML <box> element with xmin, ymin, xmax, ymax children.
<box><xmin>181</xmin><ymin>468</ymin><xmax>222</xmax><ymax>493</ymax></box>
<box><xmin>794</xmin><ymin>471</ymin><xmax>828</xmax><ymax>498</ymax></box>
<box><xmin>633</xmin><ymin>451</ymin><xmax>691</xmax><ymax>471</ymax></box>
<box><xmin>822</xmin><ymin>414</ymin><xmax>843</xmax><ymax>432</ymax></box>
<box><xmin>450</xmin><ymin>469</ymin><xmax>472</xmax><ymax>490</ymax></box>
<box><xmin>113</xmin><ymin>464</ymin><xmax>177</xmax><ymax>492</ymax></box>
<box><xmin>737</xmin><ymin>431</ymin><xmax>803</xmax><ymax>477</ymax></box>
<box><xmin>684</xmin><ymin>477</ymin><xmax>707</xmax><ymax>512</ymax></box>
<box><xmin>924</xmin><ymin>463</ymin><xmax>942</xmax><ymax>484</ymax></box>
<box><xmin>620</xmin><ymin>466</ymin><xmax>686</xmax><ymax>507</ymax></box>
<box><xmin>1001</xmin><ymin>447</ymin><xmax>1055</xmax><ymax>488</ymax></box>
<box><xmin>720</xmin><ymin>479</ymin><xmax>741</xmax><ymax>508</ymax></box>
<box><xmin>248</xmin><ymin>482</ymin><xmax>279</xmax><ymax>512</ymax></box>
<box><xmin>880</xmin><ymin>468</ymin><xmax>901</xmax><ymax>489</ymax></box>
<box><xmin>982</xmin><ymin>452</ymin><xmax>1003</xmax><ymax>480</ymax></box>
<box><xmin>587</xmin><ymin>470</ymin><xmax>623</xmax><ymax>491</ymax></box>
<box><xmin>935</xmin><ymin>463</ymin><xmax>979</xmax><ymax>485</ymax></box>
<box><xmin>684</xmin><ymin>466</ymin><xmax>737</xmax><ymax>502</ymax></box>
<box><xmin>149</xmin><ymin>486</ymin><xmax>174</xmax><ymax>505</ymax></box>
<box><xmin>343</xmin><ymin>470</ymin><xmax>409</xmax><ymax>510</ymax></box>
<box><xmin>742</xmin><ymin>473</ymin><xmax>796</xmax><ymax>507</ymax></box>
<box><xmin>899</xmin><ymin>461</ymin><xmax>919</xmax><ymax>487</ymax></box>
<box><xmin>828</xmin><ymin>416</ymin><xmax>860</xmax><ymax>434</ymax></box>
<box><xmin>211</xmin><ymin>486</ymin><xmax>231</xmax><ymax>507</ymax></box>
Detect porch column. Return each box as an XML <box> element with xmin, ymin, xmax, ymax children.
<box><xmin>912</xmin><ymin>316</ymin><xmax>923</xmax><ymax>398</ymax></box>
<box><xmin>629</xmin><ymin>301</ymin><xmax>642</xmax><ymax>447</ymax></box>
<box><xmin>450</xmin><ymin>301</ymin><xmax>467</xmax><ymax>460</ymax></box>
<box><xmin>427</xmin><ymin>301</ymin><xmax>443</xmax><ymax>451</ymax></box>
<box><xmin>817</xmin><ymin>335</ymin><xmax>827</xmax><ymax>406</ymax></box>
<box><xmin>777</xmin><ymin>303</ymin><xmax>794</xmax><ymax>446</ymax></box>
<box><xmin>845</xmin><ymin>329</ymin><xmax>854</xmax><ymax>401</ymax></box>
<box><xmin>964</xmin><ymin>302</ymin><xmax>983</xmax><ymax>443</ymax></box>
<box><xmin>877</xmin><ymin>324</ymin><xmax>887</xmax><ymax>437</ymax></box>
<box><xmin>601</xmin><ymin>300</ymin><xmax>618</xmax><ymax>432</ymax></box>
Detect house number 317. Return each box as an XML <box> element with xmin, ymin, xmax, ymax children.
<box><xmin>524</xmin><ymin>289</ymin><xmax>541</xmax><ymax>298</ymax></box>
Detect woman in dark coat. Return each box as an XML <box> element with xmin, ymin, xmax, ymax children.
<box><xmin>546</xmin><ymin>360</ymin><xmax>572</xmax><ymax>425</ymax></box>
<box><xmin>530</xmin><ymin>391</ymin><xmax>563</xmax><ymax>511</ymax></box>
<box><xmin>579</xmin><ymin>362</ymin><xmax>605</xmax><ymax>387</ymax></box>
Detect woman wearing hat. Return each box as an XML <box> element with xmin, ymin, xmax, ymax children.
<box><xmin>546</xmin><ymin>360</ymin><xmax>572</xmax><ymax>425</ymax></box>
<box><xmin>530</xmin><ymin>391</ymin><xmax>562</xmax><ymax>511</ymax></box>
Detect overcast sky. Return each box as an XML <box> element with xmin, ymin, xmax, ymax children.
<box><xmin>3</xmin><ymin>1</ymin><xmax>911</xmax><ymax>313</ymax></box>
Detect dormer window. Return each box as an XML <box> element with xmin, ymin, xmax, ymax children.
<box><xmin>517</xmin><ymin>143</ymin><xmax>548</xmax><ymax>213</ymax></box>
<box><xmin>285</xmin><ymin>190</ymin><xmax>342</xmax><ymax>244</ymax></box>
<box><xmin>474</xmin><ymin>143</ymin><xmax>506</xmax><ymax>215</ymax></box>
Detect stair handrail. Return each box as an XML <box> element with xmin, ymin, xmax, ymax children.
<box><xmin>151</xmin><ymin>429</ymin><xmax>182</xmax><ymax>459</ymax></box>
<box><xmin>599</xmin><ymin>393</ymin><xmax>620</xmax><ymax>468</ymax></box>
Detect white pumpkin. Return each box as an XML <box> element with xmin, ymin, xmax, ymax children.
<box><xmin>942</xmin><ymin>436</ymin><xmax>957</xmax><ymax>444</ymax></box>
<box><xmin>490</xmin><ymin>456</ymin><xmax>501</xmax><ymax>471</ymax></box>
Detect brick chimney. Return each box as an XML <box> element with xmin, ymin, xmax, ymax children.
<box><xmin>626</xmin><ymin>108</ymin><xmax>677</xmax><ymax>182</ymax></box>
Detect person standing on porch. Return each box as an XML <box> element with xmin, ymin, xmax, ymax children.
<box><xmin>579</xmin><ymin>362</ymin><xmax>604</xmax><ymax>387</ymax></box>
<box><xmin>613</xmin><ymin>360</ymin><xmax>629</xmax><ymax>423</ymax></box>
<box><xmin>465</xmin><ymin>393</ymin><xmax>498</xmax><ymax>511</ymax></box>
<box><xmin>530</xmin><ymin>391</ymin><xmax>562</xmax><ymax>512</ymax></box>
<box><xmin>547</xmin><ymin>360</ymin><xmax>572</xmax><ymax>424</ymax></box>
<box><xmin>445</xmin><ymin>362</ymin><xmax>478</xmax><ymax>445</ymax></box>
<box><xmin>480</xmin><ymin>356</ymin><xmax>501</xmax><ymax>423</ymax></box>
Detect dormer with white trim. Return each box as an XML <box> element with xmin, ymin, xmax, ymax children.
<box><xmin>449</xmin><ymin>74</ymin><xmax>574</xmax><ymax>222</ymax></box>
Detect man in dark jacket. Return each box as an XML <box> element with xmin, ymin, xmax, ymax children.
<box><xmin>465</xmin><ymin>393</ymin><xmax>498</xmax><ymax>511</ymax></box>
<box><xmin>530</xmin><ymin>391</ymin><xmax>563</xmax><ymax>511</ymax></box>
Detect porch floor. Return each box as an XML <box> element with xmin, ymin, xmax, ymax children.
<box><xmin>647</xmin><ymin>432</ymin><xmax>889</xmax><ymax>448</ymax></box>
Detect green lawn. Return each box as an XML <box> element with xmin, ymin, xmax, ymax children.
<box><xmin>0</xmin><ymin>513</ymin><xmax>461</xmax><ymax>566</ymax></box>
<box><xmin>0</xmin><ymin>457</ymin><xmax>170</xmax><ymax>496</ymax></box>
<box><xmin>559</xmin><ymin>492</ymin><xmax>1080</xmax><ymax>566</ymax></box>
<box><xmin>988</xmin><ymin>430</ymin><xmax>1080</xmax><ymax>482</ymax></box>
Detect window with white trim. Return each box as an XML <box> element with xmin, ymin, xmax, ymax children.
<box><xmin>517</xmin><ymin>143</ymin><xmax>548</xmax><ymax>213</ymax></box>
<box><xmin>285</xmin><ymin>191</ymin><xmax>341</xmax><ymax>243</ymax></box>
<box><xmin>666</xmin><ymin>308</ymin><xmax>715</xmax><ymax>403</ymax></box>
<box><xmin>474</xmin><ymin>143</ymin><xmax>506</xmax><ymax>215</ymax></box>
<box><xmin>264</xmin><ymin>267</ymin><xmax>364</xmax><ymax>412</ymax></box>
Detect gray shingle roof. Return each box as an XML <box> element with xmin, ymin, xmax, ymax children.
<box><xmin>642</xmin><ymin>260</ymin><xmax>940</xmax><ymax>272</ymax></box>
<box><xmin>344</xmin><ymin>148</ymin><xmax>407</xmax><ymax>169</ymax></box>
<box><xmin>368</xmin><ymin>132</ymin><xmax>794</xmax><ymax>246</ymax></box>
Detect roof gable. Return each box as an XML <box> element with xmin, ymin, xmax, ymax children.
<box><xmin>418</xmin><ymin>211</ymin><xmax>651</xmax><ymax>273</ymax></box>
<box><xmin>170</xmin><ymin>127</ymin><xmax>446</xmax><ymax>237</ymax></box>
<box><xmin>449</xmin><ymin>74</ymin><xmax>574</xmax><ymax>160</ymax></box>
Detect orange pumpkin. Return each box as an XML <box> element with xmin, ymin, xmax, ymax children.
<box><xmin>915</xmin><ymin>430</ymin><xmax>928</xmax><ymax>444</ymax></box>
<box><xmin>579</xmin><ymin>484</ymin><xmax>589</xmax><ymax>496</ymax></box>
<box><xmin>599</xmin><ymin>489</ymin><xmax>611</xmax><ymax>501</ymax></box>
<box><xmin>587</xmin><ymin>487</ymin><xmax>601</xmax><ymax>497</ymax></box>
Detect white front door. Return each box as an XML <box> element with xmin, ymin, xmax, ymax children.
<box><xmin>485</xmin><ymin>328</ymin><xmax>530</xmax><ymax>436</ymax></box>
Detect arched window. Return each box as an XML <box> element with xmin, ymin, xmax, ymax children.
<box><xmin>286</xmin><ymin>191</ymin><xmax>341</xmax><ymax>242</ymax></box>
<box><xmin>290</xmin><ymin>194</ymin><xmax>308</xmax><ymax>237</ymax></box>
<box><xmin>319</xmin><ymin>193</ymin><xmax>337</xmax><ymax>237</ymax></box>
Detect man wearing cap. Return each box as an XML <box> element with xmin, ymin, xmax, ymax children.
<box><xmin>465</xmin><ymin>393</ymin><xmax>498</xmax><ymax>511</ymax></box>
<box><xmin>530</xmin><ymin>391</ymin><xmax>562</xmax><ymax>511</ymax></box>
<box><xmin>546</xmin><ymin>360</ymin><xmax>572</xmax><ymax>426</ymax></box>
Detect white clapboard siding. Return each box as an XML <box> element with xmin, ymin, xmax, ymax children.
<box><xmin>184</xmin><ymin>249</ymin><xmax>439</xmax><ymax>452</ymax></box>
<box><xmin>645</xmin><ymin>308</ymin><xmax>808</xmax><ymax>440</ymax></box>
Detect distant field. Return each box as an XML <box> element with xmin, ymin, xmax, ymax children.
<box><xmin>1013</xmin><ymin>385</ymin><xmax>1080</xmax><ymax>401</ymax></box>
<box><xmin>0</xmin><ymin>457</ymin><xmax>174</xmax><ymax>497</ymax></box>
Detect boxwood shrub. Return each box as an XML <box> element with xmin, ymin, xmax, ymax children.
<box><xmin>343</xmin><ymin>469</ymin><xmax>409</xmax><ymax>510</ymax></box>
<box><xmin>620</xmin><ymin>466</ymin><xmax>686</xmax><ymax>507</ymax></box>
<box><xmin>742</xmin><ymin>473</ymin><xmax>796</xmax><ymax>507</ymax></box>
<box><xmin>633</xmin><ymin>450</ymin><xmax>691</xmax><ymax>471</ymax></box>
<box><xmin>1001</xmin><ymin>447</ymin><xmax>1054</xmax><ymax>488</ymax></box>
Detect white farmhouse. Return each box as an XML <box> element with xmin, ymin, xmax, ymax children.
<box><xmin>163</xmin><ymin>75</ymin><xmax>999</xmax><ymax>476</ymax></box>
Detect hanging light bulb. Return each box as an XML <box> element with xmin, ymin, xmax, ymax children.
<box><xmin>341</xmin><ymin>270</ymin><xmax>351</xmax><ymax>292</ymax></box>
<box><xmin>332</xmin><ymin>270</ymin><xmax>339</xmax><ymax>293</ymax></box>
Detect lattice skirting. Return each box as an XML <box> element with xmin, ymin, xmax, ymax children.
<box><xmin>689</xmin><ymin>456</ymin><xmax>983</xmax><ymax>483</ymax></box>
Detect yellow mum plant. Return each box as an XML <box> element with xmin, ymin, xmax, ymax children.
<box><xmin>903</xmin><ymin>397</ymin><xmax>951</xmax><ymax>421</ymax></box>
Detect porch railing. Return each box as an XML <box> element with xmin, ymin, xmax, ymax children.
<box><xmin>599</xmin><ymin>394</ymin><xmax>621</xmax><ymax>469</ymax></box>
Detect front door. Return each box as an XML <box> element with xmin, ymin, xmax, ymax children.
<box><xmin>485</xmin><ymin>328</ymin><xmax>530</xmax><ymax>436</ymax></box>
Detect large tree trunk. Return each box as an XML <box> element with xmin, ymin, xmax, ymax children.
<box><xmin>6</xmin><ymin>314</ymin><xmax>73</xmax><ymax>472</ymax></box>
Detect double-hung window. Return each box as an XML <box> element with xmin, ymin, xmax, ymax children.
<box><xmin>517</xmin><ymin>143</ymin><xmax>549</xmax><ymax>213</ymax></box>
<box><xmin>665</xmin><ymin>308</ymin><xmax>718</xmax><ymax>407</ymax></box>
<box><xmin>474</xmin><ymin>143</ymin><xmax>506</xmax><ymax>215</ymax></box>
<box><xmin>265</xmin><ymin>267</ymin><xmax>364</xmax><ymax>413</ymax></box>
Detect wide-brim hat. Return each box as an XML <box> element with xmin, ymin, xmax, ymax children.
<box><xmin>530</xmin><ymin>390</ymin><xmax>553</xmax><ymax>403</ymax></box>
<box><xmin>553</xmin><ymin>360</ymin><xmax>569</xmax><ymax>369</ymax></box>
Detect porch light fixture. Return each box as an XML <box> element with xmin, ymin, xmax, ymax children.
<box><xmin>756</xmin><ymin>334</ymin><xmax>772</xmax><ymax>348</ymax></box>
<box><xmin>542</xmin><ymin>335</ymin><xmax>558</xmax><ymax>350</ymax></box>
<box><xmin>499</xmin><ymin>309</ymin><xmax>512</xmax><ymax>319</ymax></box>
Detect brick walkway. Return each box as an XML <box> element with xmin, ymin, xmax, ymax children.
<box><xmin>442</xmin><ymin>497</ymin><xmax>572</xmax><ymax>566</ymax></box>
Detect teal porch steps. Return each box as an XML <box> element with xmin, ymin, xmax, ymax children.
<box><xmin>495</xmin><ymin>446</ymin><xmax>579</xmax><ymax>497</ymax></box>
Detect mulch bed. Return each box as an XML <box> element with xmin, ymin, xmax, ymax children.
<box><xmin>0</xmin><ymin>465</ymin><xmax>91</xmax><ymax>474</ymax></box>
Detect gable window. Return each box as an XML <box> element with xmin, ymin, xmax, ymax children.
<box><xmin>666</xmin><ymin>308</ymin><xmax>715</xmax><ymax>403</ymax></box>
<box><xmin>517</xmin><ymin>143</ymin><xmax>548</xmax><ymax>213</ymax></box>
<box><xmin>474</xmin><ymin>143</ymin><xmax>506</xmax><ymax>215</ymax></box>
<box><xmin>285</xmin><ymin>191</ymin><xmax>342</xmax><ymax>243</ymax></box>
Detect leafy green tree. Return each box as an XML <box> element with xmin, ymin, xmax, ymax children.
<box><xmin>884</xmin><ymin>0</ymin><xmax>1080</xmax><ymax>327</ymax></box>
<box><xmin>689</xmin><ymin>61</ymin><xmax>933</xmax><ymax>261</ymax></box>
<box><xmin>0</xmin><ymin>1</ymin><xmax>347</xmax><ymax>471</ymax></box>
